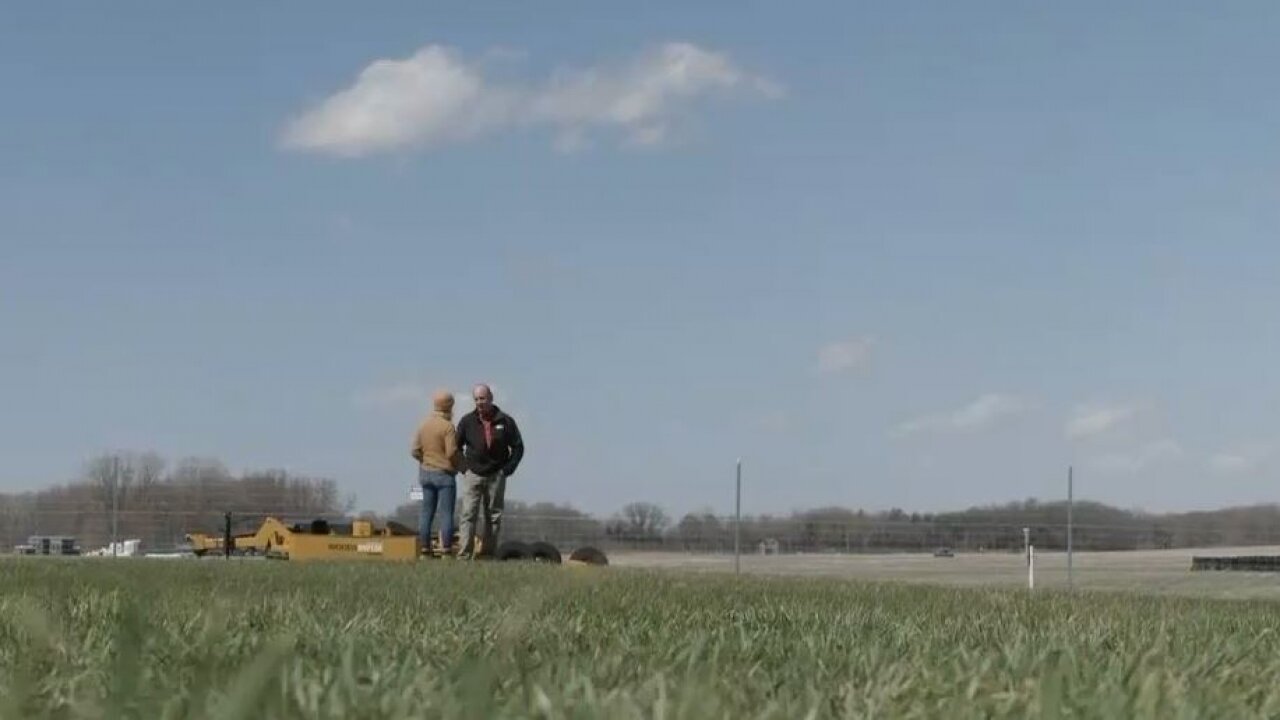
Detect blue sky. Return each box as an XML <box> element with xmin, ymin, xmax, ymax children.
<box><xmin>3</xmin><ymin>3</ymin><xmax>1279</xmax><ymax>518</ymax></box>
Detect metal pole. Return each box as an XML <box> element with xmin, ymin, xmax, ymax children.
<box><xmin>1067</xmin><ymin>465</ymin><xmax>1074</xmax><ymax>591</ymax></box>
<box><xmin>1023</xmin><ymin>527</ymin><xmax>1030</xmax><ymax>567</ymax></box>
<box><xmin>734</xmin><ymin>458</ymin><xmax>742</xmax><ymax>575</ymax></box>
<box><xmin>111</xmin><ymin>456</ymin><xmax>119</xmax><ymax>558</ymax></box>
<box><xmin>1028</xmin><ymin>545</ymin><xmax>1035</xmax><ymax>590</ymax></box>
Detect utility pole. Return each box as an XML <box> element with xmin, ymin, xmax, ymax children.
<box><xmin>1028</xmin><ymin>545</ymin><xmax>1035</xmax><ymax>590</ymax></box>
<box><xmin>111</xmin><ymin>455</ymin><xmax>120</xmax><ymax>558</ymax></box>
<box><xmin>224</xmin><ymin>512</ymin><xmax>233</xmax><ymax>560</ymax></box>
<box><xmin>1067</xmin><ymin>466</ymin><xmax>1074</xmax><ymax>592</ymax></box>
<box><xmin>734</xmin><ymin>459</ymin><xmax>742</xmax><ymax>575</ymax></box>
<box><xmin>1023</xmin><ymin>526</ymin><xmax>1030</xmax><ymax>568</ymax></box>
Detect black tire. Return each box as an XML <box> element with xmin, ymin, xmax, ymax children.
<box><xmin>385</xmin><ymin>521</ymin><xmax>416</xmax><ymax>537</ymax></box>
<box><xmin>495</xmin><ymin>541</ymin><xmax>531</xmax><ymax>562</ymax></box>
<box><xmin>568</xmin><ymin>546</ymin><xmax>608</xmax><ymax>566</ymax></box>
<box><xmin>529</xmin><ymin>542</ymin><xmax>562</xmax><ymax>564</ymax></box>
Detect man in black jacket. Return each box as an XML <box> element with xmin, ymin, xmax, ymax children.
<box><xmin>455</xmin><ymin>383</ymin><xmax>524</xmax><ymax>559</ymax></box>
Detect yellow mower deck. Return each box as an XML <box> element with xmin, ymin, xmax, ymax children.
<box><xmin>186</xmin><ymin>517</ymin><xmax>607</xmax><ymax>565</ymax></box>
<box><xmin>187</xmin><ymin>517</ymin><xmax>416</xmax><ymax>561</ymax></box>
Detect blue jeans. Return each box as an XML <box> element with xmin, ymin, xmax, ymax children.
<box><xmin>418</xmin><ymin>469</ymin><xmax>457</xmax><ymax>553</ymax></box>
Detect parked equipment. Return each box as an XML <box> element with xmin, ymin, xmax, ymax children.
<box><xmin>186</xmin><ymin>517</ymin><xmax>417</xmax><ymax>561</ymax></box>
<box><xmin>184</xmin><ymin>516</ymin><xmax>608</xmax><ymax>565</ymax></box>
<box><xmin>567</xmin><ymin>546</ymin><xmax>609</xmax><ymax>566</ymax></box>
<box><xmin>1191</xmin><ymin>555</ymin><xmax>1280</xmax><ymax>572</ymax></box>
<box><xmin>183</xmin><ymin>512</ymin><xmax>606</xmax><ymax>563</ymax></box>
<box><xmin>14</xmin><ymin>535</ymin><xmax>81</xmax><ymax>556</ymax></box>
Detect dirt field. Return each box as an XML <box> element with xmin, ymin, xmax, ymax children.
<box><xmin>609</xmin><ymin>546</ymin><xmax>1280</xmax><ymax>600</ymax></box>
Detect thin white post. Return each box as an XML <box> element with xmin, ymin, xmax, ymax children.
<box><xmin>734</xmin><ymin>458</ymin><xmax>742</xmax><ymax>575</ymax></box>
<box><xmin>1067</xmin><ymin>466</ymin><xmax>1074</xmax><ymax>591</ymax></box>
<box><xmin>111</xmin><ymin>456</ymin><xmax>120</xmax><ymax>558</ymax></box>
<box><xmin>1028</xmin><ymin>545</ymin><xmax>1036</xmax><ymax>590</ymax></box>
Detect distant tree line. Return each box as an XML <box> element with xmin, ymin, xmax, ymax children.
<box><xmin>0</xmin><ymin>451</ymin><xmax>350</xmax><ymax>551</ymax></box>
<box><xmin>377</xmin><ymin>498</ymin><xmax>1280</xmax><ymax>554</ymax></box>
<box><xmin>654</xmin><ymin>500</ymin><xmax>1280</xmax><ymax>554</ymax></box>
<box><xmin>4</xmin><ymin>453</ymin><xmax>1280</xmax><ymax>554</ymax></box>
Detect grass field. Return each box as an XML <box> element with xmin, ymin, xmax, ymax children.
<box><xmin>2</xmin><ymin>558</ymin><xmax>1280</xmax><ymax>719</ymax></box>
<box><xmin>612</xmin><ymin>545</ymin><xmax>1280</xmax><ymax>600</ymax></box>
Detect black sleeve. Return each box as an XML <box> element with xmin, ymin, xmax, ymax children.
<box><xmin>455</xmin><ymin>417</ymin><xmax>469</xmax><ymax>453</ymax></box>
<box><xmin>502</xmin><ymin>416</ymin><xmax>525</xmax><ymax>476</ymax></box>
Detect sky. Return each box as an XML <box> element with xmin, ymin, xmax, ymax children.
<box><xmin>2</xmin><ymin>2</ymin><xmax>1279</xmax><ymax>519</ymax></box>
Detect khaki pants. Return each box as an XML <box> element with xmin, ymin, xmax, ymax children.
<box><xmin>457</xmin><ymin>470</ymin><xmax>505</xmax><ymax>558</ymax></box>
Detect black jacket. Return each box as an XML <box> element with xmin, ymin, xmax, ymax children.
<box><xmin>456</xmin><ymin>406</ymin><xmax>524</xmax><ymax>477</ymax></box>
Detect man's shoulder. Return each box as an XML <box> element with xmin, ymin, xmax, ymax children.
<box><xmin>493</xmin><ymin>411</ymin><xmax>520</xmax><ymax>437</ymax></box>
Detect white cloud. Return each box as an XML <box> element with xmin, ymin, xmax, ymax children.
<box><xmin>754</xmin><ymin>411</ymin><xmax>792</xmax><ymax>433</ymax></box>
<box><xmin>1065</xmin><ymin>402</ymin><xmax>1139</xmax><ymax>440</ymax></box>
<box><xmin>1092</xmin><ymin>438</ymin><xmax>1183</xmax><ymax>474</ymax></box>
<box><xmin>894</xmin><ymin>393</ymin><xmax>1029</xmax><ymax>437</ymax></box>
<box><xmin>282</xmin><ymin>42</ymin><xmax>779</xmax><ymax>157</ymax></box>
<box><xmin>1208</xmin><ymin>441</ymin><xmax>1275</xmax><ymax>475</ymax></box>
<box><xmin>528</xmin><ymin>42</ymin><xmax>781</xmax><ymax>144</ymax></box>
<box><xmin>552</xmin><ymin>128</ymin><xmax>590</xmax><ymax>154</ymax></box>
<box><xmin>352</xmin><ymin>381</ymin><xmax>433</xmax><ymax>411</ymax></box>
<box><xmin>353</xmin><ymin>381</ymin><xmax>517</xmax><ymax>423</ymax></box>
<box><xmin>1209</xmin><ymin>453</ymin><xmax>1253</xmax><ymax>474</ymax></box>
<box><xmin>816</xmin><ymin>337</ymin><xmax>875</xmax><ymax>375</ymax></box>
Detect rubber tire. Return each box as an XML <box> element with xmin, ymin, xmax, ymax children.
<box><xmin>495</xmin><ymin>540</ymin><xmax>531</xmax><ymax>562</ymax></box>
<box><xmin>568</xmin><ymin>546</ymin><xmax>609</xmax><ymax>566</ymax></box>
<box><xmin>385</xmin><ymin>521</ymin><xmax>416</xmax><ymax>537</ymax></box>
<box><xmin>529</xmin><ymin>542</ymin><xmax>562</xmax><ymax>564</ymax></box>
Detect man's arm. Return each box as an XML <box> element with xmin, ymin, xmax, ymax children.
<box><xmin>444</xmin><ymin>424</ymin><xmax>460</xmax><ymax>473</ymax></box>
<box><xmin>411</xmin><ymin>426</ymin><xmax>423</xmax><ymax>464</ymax></box>
<box><xmin>454</xmin><ymin>417</ymin><xmax>469</xmax><ymax>470</ymax></box>
<box><xmin>455</xmin><ymin>417</ymin><xmax>469</xmax><ymax>452</ymax></box>
<box><xmin>502</xmin><ymin>416</ymin><xmax>524</xmax><ymax>476</ymax></box>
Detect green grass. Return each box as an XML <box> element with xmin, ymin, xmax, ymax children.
<box><xmin>2</xmin><ymin>559</ymin><xmax>1279</xmax><ymax>719</ymax></box>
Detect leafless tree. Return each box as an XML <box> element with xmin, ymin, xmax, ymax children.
<box><xmin>611</xmin><ymin>502</ymin><xmax>670</xmax><ymax>542</ymax></box>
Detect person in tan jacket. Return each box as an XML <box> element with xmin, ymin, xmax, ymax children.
<box><xmin>411</xmin><ymin>390</ymin><xmax>460</xmax><ymax>557</ymax></box>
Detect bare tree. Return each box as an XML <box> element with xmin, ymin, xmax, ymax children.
<box><xmin>677</xmin><ymin>510</ymin><xmax>724</xmax><ymax>551</ymax></box>
<box><xmin>86</xmin><ymin>453</ymin><xmax>126</xmax><ymax>509</ymax></box>
<box><xmin>612</xmin><ymin>502</ymin><xmax>670</xmax><ymax>542</ymax></box>
<box><xmin>135</xmin><ymin>452</ymin><xmax>165</xmax><ymax>487</ymax></box>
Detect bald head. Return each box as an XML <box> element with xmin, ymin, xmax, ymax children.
<box><xmin>472</xmin><ymin>384</ymin><xmax>494</xmax><ymax>417</ymax></box>
<box><xmin>432</xmin><ymin>389</ymin><xmax>455</xmax><ymax>415</ymax></box>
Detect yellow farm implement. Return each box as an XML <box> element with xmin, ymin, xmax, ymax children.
<box><xmin>185</xmin><ymin>516</ymin><xmax>607</xmax><ymax>565</ymax></box>
<box><xmin>186</xmin><ymin>517</ymin><xmax>416</xmax><ymax>561</ymax></box>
